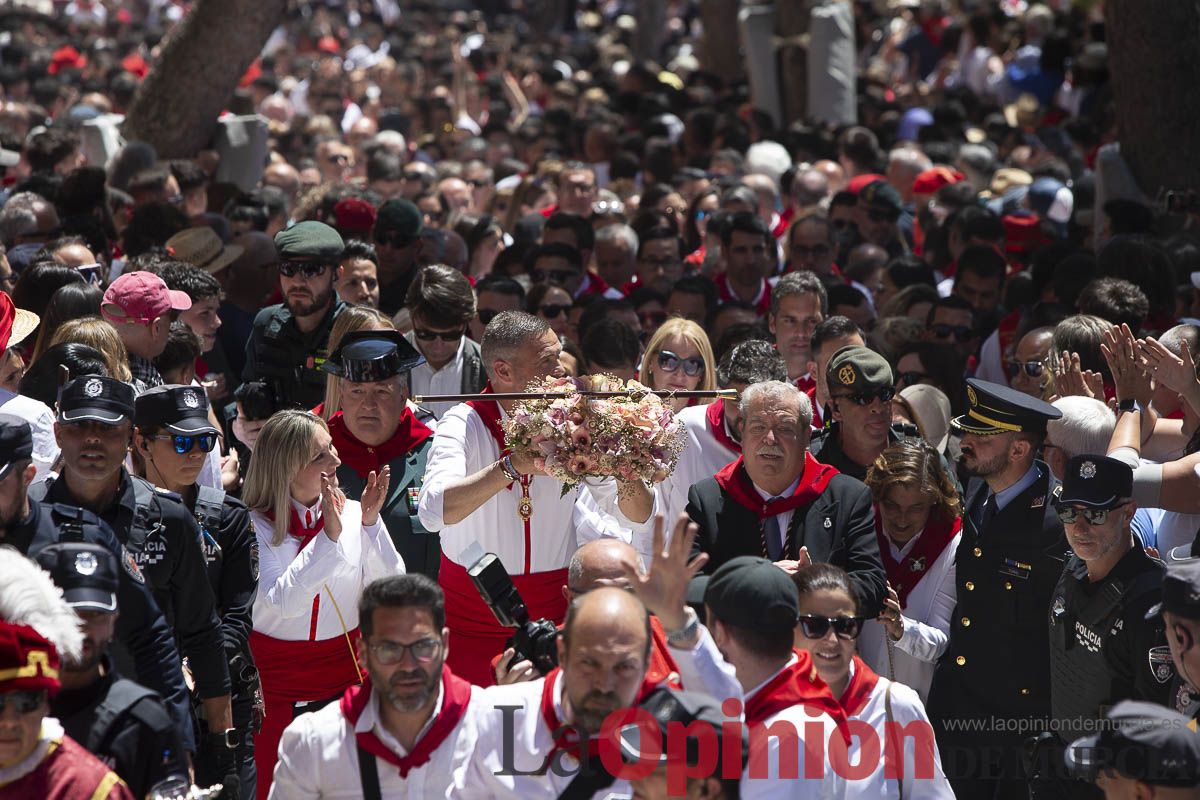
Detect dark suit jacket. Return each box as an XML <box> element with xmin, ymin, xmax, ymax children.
<box><xmin>460</xmin><ymin>337</ymin><xmax>486</xmax><ymax>395</ymax></box>
<box><xmin>686</xmin><ymin>472</ymin><xmax>887</xmax><ymax>616</ymax></box>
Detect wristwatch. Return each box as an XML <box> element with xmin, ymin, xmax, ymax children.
<box><xmin>1118</xmin><ymin>398</ymin><xmax>1138</xmax><ymax>412</ymax></box>
<box><xmin>665</xmin><ymin>607</ymin><xmax>700</xmax><ymax>646</ymax></box>
<box><xmin>210</xmin><ymin>728</ymin><xmax>240</xmax><ymax>750</ymax></box>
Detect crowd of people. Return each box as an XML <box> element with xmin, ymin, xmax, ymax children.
<box><xmin>0</xmin><ymin>0</ymin><xmax>1199</xmax><ymax>799</ymax></box>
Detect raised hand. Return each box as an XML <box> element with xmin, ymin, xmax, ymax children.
<box><xmin>321</xmin><ymin>472</ymin><xmax>345</xmax><ymax>542</ymax></box>
<box><xmin>1101</xmin><ymin>323</ymin><xmax>1150</xmax><ymax>404</ymax></box>
<box><xmin>494</xmin><ymin>648</ymin><xmax>538</xmax><ymax>685</ymax></box>
<box><xmin>621</xmin><ymin>513</ymin><xmax>709</xmax><ymax>631</ymax></box>
<box><xmin>1138</xmin><ymin>336</ymin><xmax>1199</xmax><ymax>395</ymax></box>
<box><xmin>1050</xmin><ymin>351</ymin><xmax>1097</xmax><ymax>399</ymax></box>
<box><xmin>360</xmin><ymin>466</ymin><xmax>391</xmax><ymax>527</ymax></box>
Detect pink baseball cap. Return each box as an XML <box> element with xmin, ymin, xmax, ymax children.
<box><xmin>101</xmin><ymin>271</ymin><xmax>191</xmax><ymax>324</ymax></box>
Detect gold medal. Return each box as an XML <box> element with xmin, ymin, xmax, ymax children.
<box><xmin>518</xmin><ymin>495</ymin><xmax>533</xmax><ymax>521</ymax></box>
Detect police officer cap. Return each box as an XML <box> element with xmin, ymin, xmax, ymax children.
<box><xmin>1057</xmin><ymin>454</ymin><xmax>1133</xmax><ymax>509</ymax></box>
<box><xmin>0</xmin><ymin>414</ymin><xmax>32</xmax><ymax>480</ymax></box>
<box><xmin>134</xmin><ymin>384</ymin><xmax>218</xmax><ymax>435</ymax></box>
<box><xmin>826</xmin><ymin>345</ymin><xmax>893</xmax><ymax>395</ymax></box>
<box><xmin>693</xmin><ymin>556</ymin><xmax>799</xmax><ymax>635</ymax></box>
<box><xmin>58</xmin><ymin>376</ymin><xmax>135</xmax><ymax>425</ymax></box>
<box><xmin>274</xmin><ymin>220</ymin><xmax>345</xmax><ymax>261</ymax></box>
<box><xmin>952</xmin><ymin>377</ymin><xmax>1062</xmax><ymax>436</ymax></box>
<box><xmin>321</xmin><ymin>330</ymin><xmax>425</xmax><ymax>382</ymax></box>
<box><xmin>1147</xmin><ymin>559</ymin><xmax>1200</xmax><ymax>621</ymax></box>
<box><xmin>1065</xmin><ymin>701</ymin><xmax>1200</xmax><ymax>787</ymax></box>
<box><xmin>618</xmin><ymin>687</ymin><xmax>748</xmax><ymax>768</ymax></box>
<box><xmin>35</xmin><ymin>543</ymin><xmax>118</xmax><ymax>613</ymax></box>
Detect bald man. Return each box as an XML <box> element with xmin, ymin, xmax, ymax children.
<box><xmin>262</xmin><ymin>162</ymin><xmax>302</xmax><ymax>213</ymax></box>
<box><xmin>460</xmin><ymin>588</ymin><xmax>654</xmax><ymax>799</ymax></box>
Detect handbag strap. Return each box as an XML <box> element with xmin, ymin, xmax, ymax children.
<box><xmin>357</xmin><ymin>742</ymin><xmax>383</xmax><ymax>800</ymax></box>
<box><xmin>883</xmin><ymin>680</ymin><xmax>903</xmax><ymax>800</ymax></box>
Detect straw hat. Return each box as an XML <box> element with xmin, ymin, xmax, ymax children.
<box><xmin>8</xmin><ymin>308</ymin><xmax>38</xmax><ymax>349</ymax></box>
<box><xmin>165</xmin><ymin>227</ymin><xmax>244</xmax><ymax>274</ymax></box>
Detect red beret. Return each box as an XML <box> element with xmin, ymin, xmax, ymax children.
<box><xmin>912</xmin><ymin>167</ymin><xmax>966</xmax><ymax>196</ymax></box>
<box><xmin>334</xmin><ymin>198</ymin><xmax>378</xmax><ymax>237</ymax></box>
<box><xmin>49</xmin><ymin>46</ymin><xmax>87</xmax><ymax>76</ymax></box>
<box><xmin>1003</xmin><ymin>213</ymin><xmax>1047</xmax><ymax>255</ymax></box>
<box><xmin>0</xmin><ymin>621</ymin><xmax>60</xmax><ymax>695</ymax></box>
<box><xmin>847</xmin><ymin>173</ymin><xmax>887</xmax><ymax>195</ymax></box>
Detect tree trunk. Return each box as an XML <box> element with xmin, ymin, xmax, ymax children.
<box><xmin>699</xmin><ymin>0</ymin><xmax>743</xmax><ymax>83</ymax></box>
<box><xmin>122</xmin><ymin>0</ymin><xmax>285</xmax><ymax>159</ymax></box>
<box><xmin>1106</xmin><ymin>0</ymin><xmax>1200</xmax><ymax>193</ymax></box>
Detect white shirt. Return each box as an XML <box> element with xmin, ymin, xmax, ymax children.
<box><xmin>417</xmin><ymin>401</ymin><xmax>656</xmax><ymax>575</ymax></box>
<box><xmin>251</xmin><ymin>498</ymin><xmax>405</xmax><ymax>641</ymax></box>
<box><xmin>754</xmin><ymin>476</ymin><xmax>801</xmax><ymax>557</ymax></box>
<box><xmin>0</xmin><ymin>389</ymin><xmax>58</xmax><ymax>481</ymax></box>
<box><xmin>409</xmin><ymin>337</ymin><xmax>466</xmax><ymax>420</ymax></box>
<box><xmin>974</xmin><ymin>328</ymin><xmax>1008</xmax><ymax>386</ymax></box>
<box><xmin>455</xmin><ymin>671</ymin><xmax>631</xmax><ymax>799</ymax></box>
<box><xmin>857</xmin><ymin>531</ymin><xmax>959</xmax><ymax>704</ymax></box>
<box><xmin>270</xmin><ymin>682</ymin><xmax>480</xmax><ymax>799</ymax></box>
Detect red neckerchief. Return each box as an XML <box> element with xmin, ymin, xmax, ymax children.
<box><xmin>539</xmin><ymin>668</ymin><xmax>651</xmax><ymax>763</ymax></box>
<box><xmin>327</xmin><ymin>409</ymin><xmax>433</xmax><ymax>478</ymax></box>
<box><xmin>576</xmin><ymin>272</ymin><xmax>611</xmax><ymax>298</ymax></box>
<box><xmin>744</xmin><ymin>650</ymin><xmax>850</xmax><ymax>744</ymax></box>
<box><xmin>874</xmin><ymin>511</ymin><xmax>961</xmax><ymax>609</ymax></box>
<box><xmin>715</xmin><ymin>273</ymin><xmax>771</xmax><ymax>317</ymax></box>
<box><xmin>339</xmin><ymin>668</ymin><xmax>472</xmax><ymax>778</ymax></box>
<box><xmin>793</xmin><ymin>376</ymin><xmax>823</xmax><ymax>428</ymax></box>
<box><xmin>714</xmin><ymin>455</ymin><xmax>837</xmax><ymax>521</ymax></box>
<box><xmin>839</xmin><ymin>655</ymin><xmax>880</xmax><ymax>717</ymax></box>
<box><xmin>288</xmin><ymin>505</ymin><xmax>324</xmax><ymax>549</ymax></box>
<box><xmin>646</xmin><ymin>616</ymin><xmax>682</xmax><ymax>689</ymax></box>
<box><xmin>704</xmin><ymin>400</ymin><xmax>741</xmax><ymax>455</ymax></box>
<box><xmin>465</xmin><ymin>382</ymin><xmax>507</xmax><ymax>455</ymax></box>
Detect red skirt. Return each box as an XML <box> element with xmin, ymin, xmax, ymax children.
<box><xmin>249</xmin><ymin>629</ymin><xmax>363</xmax><ymax>800</ymax></box>
<box><xmin>438</xmin><ymin>553</ymin><xmax>568</xmax><ymax>686</ymax></box>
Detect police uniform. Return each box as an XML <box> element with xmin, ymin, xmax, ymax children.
<box><xmin>0</xmin><ymin>413</ymin><xmax>193</xmax><ymax>753</ymax></box>
<box><xmin>242</xmin><ymin>221</ymin><xmax>347</xmax><ymax>411</ymax></box>
<box><xmin>924</xmin><ymin>378</ymin><xmax>1067</xmax><ymax>800</ymax></box>
<box><xmin>134</xmin><ymin>385</ymin><xmax>261</xmax><ymax>797</ymax></box>
<box><xmin>1152</xmin><ymin>555</ymin><xmax>1200</xmax><ymax>723</ymax></box>
<box><xmin>39</xmin><ymin>542</ymin><xmax>188</xmax><ymax>798</ymax></box>
<box><xmin>32</xmin><ymin>377</ymin><xmax>232</xmax><ymax>713</ymax></box>
<box><xmin>322</xmin><ymin>330</ymin><xmax>442</xmax><ymax>578</ymax></box>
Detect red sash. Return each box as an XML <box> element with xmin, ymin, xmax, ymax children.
<box><xmin>714</xmin><ymin>455</ymin><xmax>837</xmax><ymax>520</ymax></box>
<box><xmin>743</xmin><ymin>650</ymin><xmax>850</xmax><ymax>744</ymax></box>
<box><xmin>704</xmin><ymin>400</ymin><xmax>741</xmax><ymax>455</ymax></box>
<box><xmin>838</xmin><ymin>655</ymin><xmax>880</xmax><ymax>717</ymax></box>
<box><xmin>715</xmin><ymin>272</ymin><xmax>771</xmax><ymax>317</ymax></box>
<box><xmin>874</xmin><ymin>511</ymin><xmax>961</xmax><ymax>608</ymax></box>
<box><xmin>539</xmin><ymin>667</ymin><xmax>657</xmax><ymax>762</ymax></box>
<box><xmin>340</xmin><ymin>668</ymin><xmax>473</xmax><ymax>777</ymax></box>
<box><xmin>327</xmin><ymin>409</ymin><xmax>433</xmax><ymax>478</ymax></box>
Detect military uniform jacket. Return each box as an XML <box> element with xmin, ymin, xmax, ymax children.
<box><xmin>1049</xmin><ymin>545</ymin><xmax>1173</xmax><ymax>734</ymax></box>
<box><xmin>926</xmin><ymin>463</ymin><xmax>1066</xmax><ymax>731</ymax></box>
<box><xmin>808</xmin><ymin>423</ymin><xmax>909</xmax><ymax>482</ymax></box>
<box><xmin>686</xmin><ymin>471</ymin><xmax>888</xmax><ymax>616</ymax></box>
<box><xmin>243</xmin><ymin>299</ymin><xmax>346</xmax><ymax>411</ymax></box>
<box><xmin>37</xmin><ymin>472</ymin><xmax>232</xmax><ymax>699</ymax></box>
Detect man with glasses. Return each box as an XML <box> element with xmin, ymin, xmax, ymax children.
<box><xmin>1035</xmin><ymin>455</ymin><xmax>1172</xmax><ymax>799</ymax></box>
<box><xmin>372</xmin><ymin>199</ymin><xmax>424</xmax><ymax>315</ymax></box>
<box><xmin>525</xmin><ymin>242</ymin><xmax>587</xmax><ymax>298</ymax></box>
<box><xmin>101</xmin><ymin>271</ymin><xmax>193</xmax><ymax>390</ymax></box>
<box><xmin>926</xmin><ymin>377</ymin><xmax>1065</xmax><ymax>799</ymax></box>
<box><xmin>469</xmin><ymin>275</ymin><xmax>524</xmax><ymax>344</ymax></box>
<box><xmin>632</xmin><ymin>226</ymin><xmax>684</xmax><ymax>296</ymax></box>
<box><xmin>786</xmin><ymin>214</ymin><xmax>837</xmax><ymax>278</ymax></box>
<box><xmin>405</xmin><ymin>265</ymin><xmax>485</xmax><ymax>421</ymax></box>
<box><xmin>271</xmin><ymin>575</ymin><xmax>478</xmax><ymax>798</ymax></box>
<box><xmin>923</xmin><ymin>296</ymin><xmax>977</xmax><ymax>361</ymax></box>
<box><xmin>810</xmin><ymin>346</ymin><xmax>904</xmax><ymax>482</ymax></box>
<box><xmin>553</xmin><ymin>163</ymin><xmax>598</xmax><ymax>217</ymax></box>
<box><xmin>244</xmin><ymin>221</ymin><xmax>347</xmax><ymax>410</ymax></box>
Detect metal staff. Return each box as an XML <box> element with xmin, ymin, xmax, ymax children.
<box><xmin>412</xmin><ymin>388</ymin><xmax>739</xmax><ymax>403</ymax></box>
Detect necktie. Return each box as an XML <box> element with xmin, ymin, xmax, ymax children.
<box><xmin>764</xmin><ymin>499</ymin><xmax>784</xmax><ymax>561</ymax></box>
<box><xmin>972</xmin><ymin>492</ymin><xmax>997</xmax><ymax>533</ymax></box>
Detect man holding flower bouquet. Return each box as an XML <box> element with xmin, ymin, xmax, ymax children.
<box><xmin>418</xmin><ymin>311</ymin><xmax>659</xmax><ymax>685</ymax></box>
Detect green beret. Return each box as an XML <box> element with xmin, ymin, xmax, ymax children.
<box><xmin>826</xmin><ymin>345</ymin><xmax>893</xmax><ymax>393</ymax></box>
<box><xmin>374</xmin><ymin>199</ymin><xmax>422</xmax><ymax>238</ymax></box>
<box><xmin>860</xmin><ymin>180</ymin><xmax>902</xmax><ymax>217</ymax></box>
<box><xmin>274</xmin><ymin>221</ymin><xmax>345</xmax><ymax>260</ymax></box>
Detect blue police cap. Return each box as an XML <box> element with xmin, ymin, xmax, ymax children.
<box><xmin>58</xmin><ymin>376</ymin><xmax>135</xmax><ymax>425</ymax></box>
<box><xmin>321</xmin><ymin>330</ymin><xmax>425</xmax><ymax>383</ymax></box>
<box><xmin>952</xmin><ymin>377</ymin><xmax>1062</xmax><ymax>436</ymax></box>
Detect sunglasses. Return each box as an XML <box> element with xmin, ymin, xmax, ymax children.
<box><xmin>531</xmin><ymin>268</ymin><xmax>579</xmax><ymax>285</ymax></box>
<box><xmin>895</xmin><ymin>371</ymin><xmax>931</xmax><ymax>387</ymax></box>
<box><xmin>791</xmin><ymin>244</ymin><xmax>831</xmax><ymax>259</ymax></box>
<box><xmin>932</xmin><ymin>324</ymin><xmax>973</xmax><ymax>343</ymax></box>
<box><xmin>369</xmin><ymin>637</ymin><xmax>442</xmax><ymax>666</ymax></box>
<box><xmin>150</xmin><ymin>434</ymin><xmax>218</xmax><ymax>454</ymax></box>
<box><xmin>414</xmin><ymin>327</ymin><xmax>464</xmax><ymax>342</ymax></box>
<box><xmin>657</xmin><ymin>350</ymin><xmax>704</xmax><ymax>377</ymax></box>
<box><xmin>539</xmin><ymin>303</ymin><xmax>570</xmax><ymax>319</ymax></box>
<box><xmin>401</xmin><ymin>171</ymin><xmax>427</xmax><ymax>181</ymax></box>
<box><xmin>77</xmin><ymin>263</ymin><xmax>104</xmax><ymax>285</ymax></box>
<box><xmin>1007</xmin><ymin>360</ymin><xmax>1046</xmax><ymax>378</ymax></box>
<box><xmin>278</xmin><ymin>260</ymin><xmax>332</xmax><ymax>279</ymax></box>
<box><xmin>797</xmin><ymin>614</ymin><xmax>864</xmax><ymax>640</ymax></box>
<box><xmin>478</xmin><ymin>308</ymin><xmax>504</xmax><ymax>325</ymax></box>
<box><xmin>0</xmin><ymin>689</ymin><xmax>45</xmax><ymax>714</ymax></box>
<box><xmin>1055</xmin><ymin>502</ymin><xmax>1128</xmax><ymax>526</ymax></box>
<box><xmin>833</xmin><ymin>388</ymin><xmax>896</xmax><ymax>406</ymax></box>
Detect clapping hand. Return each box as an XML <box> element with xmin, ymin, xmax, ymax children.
<box><xmin>360</xmin><ymin>466</ymin><xmax>391</xmax><ymax>527</ymax></box>
<box><xmin>1137</xmin><ymin>336</ymin><xmax>1199</xmax><ymax>395</ymax></box>
<box><xmin>321</xmin><ymin>472</ymin><xmax>346</xmax><ymax>542</ymax></box>
<box><xmin>1101</xmin><ymin>324</ymin><xmax>1152</xmax><ymax>405</ymax></box>
<box><xmin>621</xmin><ymin>514</ymin><xmax>709</xmax><ymax>632</ymax></box>
<box><xmin>1049</xmin><ymin>350</ymin><xmax>1104</xmax><ymax>400</ymax></box>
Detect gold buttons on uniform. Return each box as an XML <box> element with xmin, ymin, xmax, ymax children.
<box><xmin>961</xmin><ymin>617</ymin><xmax>971</xmax><ymax>627</ymax></box>
<box><xmin>965</xmin><ymin>581</ymin><xmax>975</xmax><ymax>591</ymax></box>
<box><xmin>1005</xmin><ymin>582</ymin><xmax>1013</xmax><ymax>591</ymax></box>
<box><xmin>973</xmin><ymin>547</ymin><xmax>982</xmax><ymax>557</ymax></box>
<box><xmin>1020</xmin><ymin>688</ymin><xmax>1030</xmax><ymax>696</ymax></box>
<box><xmin>956</xmin><ymin>656</ymin><xmax>966</xmax><ymax>666</ymax></box>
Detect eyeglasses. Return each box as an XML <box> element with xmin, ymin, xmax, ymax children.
<box><xmin>77</xmin><ymin>263</ymin><xmax>104</xmax><ymax>285</ymax></box>
<box><xmin>833</xmin><ymin>388</ymin><xmax>896</xmax><ymax>406</ymax></box>
<box><xmin>539</xmin><ymin>303</ymin><xmax>570</xmax><ymax>319</ymax></box>
<box><xmin>640</xmin><ymin>256</ymin><xmax>682</xmax><ymax>270</ymax></box>
<box><xmin>797</xmin><ymin>614</ymin><xmax>864</xmax><ymax>640</ymax></box>
<box><xmin>931</xmin><ymin>324</ymin><xmax>973</xmax><ymax>343</ymax></box>
<box><xmin>531</xmin><ymin>268</ymin><xmax>579</xmax><ymax>285</ymax></box>
<box><xmin>638</xmin><ymin>310</ymin><xmax>667</xmax><ymax>329</ymax></box>
<box><xmin>278</xmin><ymin>260</ymin><xmax>332</xmax><ymax>278</ymax></box>
<box><xmin>150</xmin><ymin>434</ymin><xmax>218</xmax><ymax>454</ymax></box>
<box><xmin>895</xmin><ymin>371</ymin><xmax>931</xmax><ymax>387</ymax></box>
<box><xmin>0</xmin><ymin>689</ymin><xmax>45</xmax><ymax>714</ymax></box>
<box><xmin>1007</xmin><ymin>360</ymin><xmax>1046</xmax><ymax>378</ymax></box>
<box><xmin>657</xmin><ymin>350</ymin><xmax>705</xmax><ymax>377</ymax></box>
<box><xmin>478</xmin><ymin>308</ymin><xmax>504</xmax><ymax>325</ymax></box>
<box><xmin>1055</xmin><ymin>502</ymin><xmax>1128</xmax><ymax>526</ymax></box>
<box><xmin>401</xmin><ymin>171</ymin><xmax>427</xmax><ymax>181</ymax></box>
<box><xmin>369</xmin><ymin>637</ymin><xmax>442</xmax><ymax>665</ymax></box>
<box><xmin>790</xmin><ymin>244</ymin><xmax>831</xmax><ymax>259</ymax></box>
<box><xmin>413</xmin><ymin>327</ymin><xmax>464</xmax><ymax>342</ymax></box>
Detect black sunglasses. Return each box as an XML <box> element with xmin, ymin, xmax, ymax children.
<box><xmin>539</xmin><ymin>303</ymin><xmax>570</xmax><ymax>319</ymax></box>
<box><xmin>797</xmin><ymin>615</ymin><xmax>864</xmax><ymax>640</ymax></box>
<box><xmin>791</xmin><ymin>244</ymin><xmax>831</xmax><ymax>259</ymax></box>
<box><xmin>150</xmin><ymin>434</ymin><xmax>218</xmax><ymax>454</ymax></box>
<box><xmin>1055</xmin><ymin>502</ymin><xmax>1128</xmax><ymax>526</ymax></box>
<box><xmin>657</xmin><ymin>350</ymin><xmax>704</xmax><ymax>377</ymax></box>
<box><xmin>478</xmin><ymin>308</ymin><xmax>504</xmax><ymax>325</ymax></box>
<box><xmin>932</xmin><ymin>324</ymin><xmax>973</xmax><ymax>343</ymax></box>
<box><xmin>0</xmin><ymin>689</ymin><xmax>44</xmax><ymax>714</ymax></box>
<box><xmin>833</xmin><ymin>388</ymin><xmax>896</xmax><ymax>406</ymax></box>
<box><xmin>1007</xmin><ymin>359</ymin><xmax>1046</xmax><ymax>378</ymax></box>
<box><xmin>278</xmin><ymin>260</ymin><xmax>332</xmax><ymax>279</ymax></box>
<box><xmin>895</xmin><ymin>371</ymin><xmax>931</xmax><ymax>387</ymax></box>
<box><xmin>414</xmin><ymin>327</ymin><xmax>464</xmax><ymax>342</ymax></box>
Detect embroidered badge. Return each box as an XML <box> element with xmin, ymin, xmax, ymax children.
<box><xmin>84</xmin><ymin>378</ymin><xmax>103</xmax><ymax>397</ymax></box>
<box><xmin>1080</xmin><ymin>461</ymin><xmax>1097</xmax><ymax>479</ymax></box>
<box><xmin>1149</xmin><ymin>646</ymin><xmax>1175</xmax><ymax>684</ymax></box>
<box><xmin>1031</xmin><ymin>495</ymin><xmax>1045</xmax><ymax>508</ymax></box>
<box><xmin>838</xmin><ymin>365</ymin><xmax>856</xmax><ymax>386</ymax></box>
<box><xmin>74</xmin><ymin>552</ymin><xmax>98</xmax><ymax>576</ymax></box>
<box><xmin>908</xmin><ymin>556</ymin><xmax>927</xmax><ymax>573</ymax></box>
<box><xmin>120</xmin><ymin>546</ymin><xmax>145</xmax><ymax>584</ymax></box>
<box><xmin>183</xmin><ymin>389</ymin><xmax>200</xmax><ymax>408</ymax></box>
<box><xmin>967</xmin><ymin>385</ymin><xmax>977</xmax><ymax>406</ymax></box>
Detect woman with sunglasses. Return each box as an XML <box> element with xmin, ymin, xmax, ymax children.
<box><xmin>638</xmin><ymin>318</ymin><xmax>716</xmax><ymax>413</ymax></box>
<box><xmin>525</xmin><ymin>282</ymin><xmax>573</xmax><ymax>340</ymax></box>
<box><xmin>241</xmin><ymin>409</ymin><xmax>399</xmax><ymax>798</ymax></box>
<box><xmin>792</xmin><ymin>563</ymin><xmax>954</xmax><ymax>798</ymax></box>
<box><xmin>857</xmin><ymin>439</ymin><xmax>962</xmax><ymax>703</ymax></box>
<box><xmin>131</xmin><ymin>384</ymin><xmax>260</xmax><ymax>796</ymax></box>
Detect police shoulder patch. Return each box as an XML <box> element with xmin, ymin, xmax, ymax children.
<box><xmin>121</xmin><ymin>545</ymin><xmax>146</xmax><ymax>584</ymax></box>
<box><xmin>1149</xmin><ymin>646</ymin><xmax>1175</xmax><ymax>684</ymax></box>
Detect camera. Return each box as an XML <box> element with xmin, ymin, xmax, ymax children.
<box><xmin>468</xmin><ymin>552</ymin><xmax>560</xmax><ymax>675</ymax></box>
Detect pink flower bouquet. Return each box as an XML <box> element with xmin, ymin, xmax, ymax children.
<box><xmin>504</xmin><ymin>374</ymin><xmax>687</xmax><ymax>493</ymax></box>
